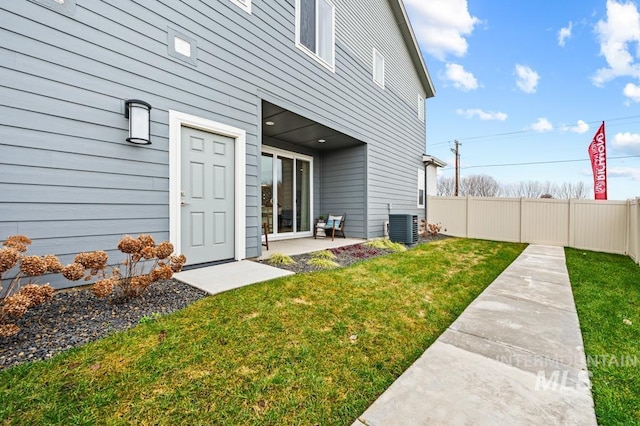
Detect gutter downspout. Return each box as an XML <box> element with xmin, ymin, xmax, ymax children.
<box><xmin>424</xmin><ymin>160</ymin><xmax>428</xmax><ymax>225</ymax></box>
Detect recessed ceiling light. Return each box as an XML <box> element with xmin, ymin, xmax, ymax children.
<box><xmin>265</xmin><ymin>121</ymin><xmax>275</xmax><ymax>126</ymax></box>
<box><xmin>318</xmin><ymin>139</ymin><xmax>326</xmax><ymax>143</ymax></box>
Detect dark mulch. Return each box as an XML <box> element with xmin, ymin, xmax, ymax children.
<box><xmin>1</xmin><ymin>234</ymin><xmax>448</xmax><ymax>371</ymax></box>
<box><xmin>0</xmin><ymin>279</ymin><xmax>206</xmax><ymax>371</ymax></box>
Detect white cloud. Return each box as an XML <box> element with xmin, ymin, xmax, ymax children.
<box><xmin>592</xmin><ymin>0</ymin><xmax>640</xmax><ymax>86</ymax></box>
<box><xmin>515</xmin><ymin>64</ymin><xmax>540</xmax><ymax>93</ymax></box>
<box><xmin>528</xmin><ymin>118</ymin><xmax>553</xmax><ymax>132</ymax></box>
<box><xmin>613</xmin><ymin>132</ymin><xmax>640</xmax><ymax>153</ymax></box>
<box><xmin>456</xmin><ymin>108</ymin><xmax>507</xmax><ymax>121</ymax></box>
<box><xmin>558</xmin><ymin>22</ymin><xmax>573</xmax><ymax>46</ymax></box>
<box><xmin>608</xmin><ymin>167</ymin><xmax>640</xmax><ymax>180</ymax></box>
<box><xmin>403</xmin><ymin>0</ymin><xmax>480</xmax><ymax>60</ymax></box>
<box><xmin>443</xmin><ymin>63</ymin><xmax>479</xmax><ymax>91</ymax></box>
<box><xmin>561</xmin><ymin>120</ymin><xmax>590</xmax><ymax>134</ymax></box>
<box><xmin>623</xmin><ymin>83</ymin><xmax>640</xmax><ymax>102</ymax></box>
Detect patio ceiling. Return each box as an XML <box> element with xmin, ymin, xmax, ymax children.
<box><xmin>262</xmin><ymin>101</ymin><xmax>364</xmax><ymax>151</ymax></box>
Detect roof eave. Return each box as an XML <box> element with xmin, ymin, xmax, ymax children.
<box><xmin>388</xmin><ymin>0</ymin><xmax>436</xmax><ymax>98</ymax></box>
<box><xmin>422</xmin><ymin>155</ymin><xmax>447</xmax><ymax>168</ymax></box>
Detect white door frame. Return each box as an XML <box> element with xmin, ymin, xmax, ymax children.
<box><xmin>169</xmin><ymin>110</ymin><xmax>246</xmax><ymax>261</ymax></box>
<box><xmin>261</xmin><ymin>146</ymin><xmax>314</xmax><ymax>240</ymax></box>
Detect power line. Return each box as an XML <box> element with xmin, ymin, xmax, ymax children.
<box><xmin>440</xmin><ymin>154</ymin><xmax>640</xmax><ymax>171</ymax></box>
<box><xmin>430</xmin><ymin>114</ymin><xmax>640</xmax><ymax>148</ymax></box>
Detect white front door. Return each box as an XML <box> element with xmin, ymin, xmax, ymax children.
<box><xmin>180</xmin><ymin>126</ymin><xmax>235</xmax><ymax>264</ymax></box>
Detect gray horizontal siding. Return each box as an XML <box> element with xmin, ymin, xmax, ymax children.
<box><xmin>320</xmin><ymin>145</ymin><xmax>367</xmax><ymax>239</ymax></box>
<box><xmin>339</xmin><ymin>0</ymin><xmax>426</xmax><ymax>114</ymax></box>
<box><xmin>1</xmin><ymin>0</ymin><xmax>429</xmax><ymax>280</ymax></box>
<box><xmin>18</xmin><ymin>219</ymin><xmax>168</xmax><ymax>240</ymax></box>
<box><xmin>2</xmin><ymin>204</ymin><xmax>168</xmax><ymax>222</ymax></box>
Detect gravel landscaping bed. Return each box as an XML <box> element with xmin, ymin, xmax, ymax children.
<box><xmin>1</xmin><ymin>235</ymin><xmax>448</xmax><ymax>371</ymax></box>
<box><xmin>260</xmin><ymin>235</ymin><xmax>449</xmax><ymax>274</ymax></box>
<box><xmin>0</xmin><ymin>279</ymin><xmax>206</xmax><ymax>370</ymax></box>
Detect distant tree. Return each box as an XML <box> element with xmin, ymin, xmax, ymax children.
<box><xmin>503</xmin><ymin>181</ymin><xmax>543</xmax><ymax>198</ymax></box>
<box><xmin>460</xmin><ymin>175</ymin><xmax>501</xmax><ymax>197</ymax></box>
<box><xmin>438</xmin><ymin>176</ymin><xmax>589</xmax><ymax>199</ymax></box>
<box><xmin>437</xmin><ymin>176</ymin><xmax>455</xmax><ymax>196</ymax></box>
<box><xmin>555</xmin><ymin>182</ymin><xmax>588</xmax><ymax>199</ymax></box>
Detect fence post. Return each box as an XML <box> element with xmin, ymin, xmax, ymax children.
<box><xmin>519</xmin><ymin>197</ymin><xmax>525</xmax><ymax>243</ymax></box>
<box><xmin>636</xmin><ymin>198</ymin><xmax>640</xmax><ymax>265</ymax></box>
<box><xmin>568</xmin><ymin>198</ymin><xmax>576</xmax><ymax>249</ymax></box>
<box><xmin>465</xmin><ymin>196</ymin><xmax>470</xmax><ymax>238</ymax></box>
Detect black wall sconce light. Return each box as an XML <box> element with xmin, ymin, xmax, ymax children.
<box><xmin>124</xmin><ymin>99</ymin><xmax>152</xmax><ymax>145</ymax></box>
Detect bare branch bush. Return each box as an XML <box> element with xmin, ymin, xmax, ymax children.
<box><xmin>62</xmin><ymin>234</ymin><xmax>187</xmax><ymax>299</ymax></box>
<box><xmin>0</xmin><ymin>236</ymin><xmax>57</xmax><ymax>337</ymax></box>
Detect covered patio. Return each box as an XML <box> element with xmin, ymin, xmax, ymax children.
<box><xmin>258</xmin><ymin>237</ymin><xmax>366</xmax><ymax>260</ymax></box>
<box><xmin>173</xmin><ymin>236</ymin><xmax>366</xmax><ymax>295</ymax></box>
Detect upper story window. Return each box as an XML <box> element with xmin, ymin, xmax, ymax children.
<box><xmin>230</xmin><ymin>0</ymin><xmax>251</xmax><ymax>14</ymax></box>
<box><xmin>373</xmin><ymin>48</ymin><xmax>385</xmax><ymax>89</ymax></box>
<box><xmin>295</xmin><ymin>0</ymin><xmax>335</xmax><ymax>72</ymax></box>
<box><xmin>418</xmin><ymin>95</ymin><xmax>425</xmax><ymax>122</ymax></box>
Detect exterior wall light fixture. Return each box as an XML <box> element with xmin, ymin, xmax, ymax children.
<box><xmin>124</xmin><ymin>99</ymin><xmax>152</xmax><ymax>145</ymax></box>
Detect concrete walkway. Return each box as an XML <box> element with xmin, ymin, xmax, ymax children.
<box><xmin>173</xmin><ymin>260</ymin><xmax>293</xmax><ymax>295</ymax></box>
<box><xmin>354</xmin><ymin>245</ymin><xmax>597</xmax><ymax>426</ymax></box>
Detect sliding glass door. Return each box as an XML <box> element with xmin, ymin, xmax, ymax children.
<box><xmin>261</xmin><ymin>148</ymin><xmax>313</xmax><ymax>237</ymax></box>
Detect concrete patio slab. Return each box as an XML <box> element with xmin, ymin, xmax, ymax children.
<box><xmin>175</xmin><ymin>237</ymin><xmax>364</xmax><ymax>296</ymax></box>
<box><xmin>258</xmin><ymin>237</ymin><xmax>365</xmax><ymax>260</ymax></box>
<box><xmin>353</xmin><ymin>245</ymin><xmax>596</xmax><ymax>426</ymax></box>
<box><xmin>173</xmin><ymin>260</ymin><xmax>294</xmax><ymax>295</ymax></box>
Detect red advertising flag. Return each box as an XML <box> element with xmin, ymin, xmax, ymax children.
<box><xmin>588</xmin><ymin>121</ymin><xmax>607</xmax><ymax>200</ymax></box>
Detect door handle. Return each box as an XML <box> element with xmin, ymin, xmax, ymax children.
<box><xmin>181</xmin><ymin>201</ymin><xmax>190</xmax><ymax>206</ymax></box>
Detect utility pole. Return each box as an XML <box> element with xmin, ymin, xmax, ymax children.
<box><xmin>451</xmin><ymin>140</ymin><xmax>461</xmax><ymax>196</ymax></box>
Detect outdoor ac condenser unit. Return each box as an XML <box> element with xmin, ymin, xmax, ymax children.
<box><xmin>388</xmin><ymin>214</ymin><xmax>418</xmax><ymax>244</ymax></box>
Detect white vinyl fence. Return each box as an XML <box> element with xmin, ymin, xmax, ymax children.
<box><xmin>427</xmin><ymin>196</ymin><xmax>640</xmax><ymax>265</ymax></box>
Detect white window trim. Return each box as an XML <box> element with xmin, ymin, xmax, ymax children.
<box><xmin>261</xmin><ymin>146</ymin><xmax>314</xmax><ymax>240</ymax></box>
<box><xmin>418</xmin><ymin>95</ymin><xmax>425</xmax><ymax>122</ymax></box>
<box><xmin>295</xmin><ymin>0</ymin><xmax>336</xmax><ymax>73</ymax></box>
<box><xmin>373</xmin><ymin>48</ymin><xmax>385</xmax><ymax>89</ymax></box>
<box><xmin>230</xmin><ymin>0</ymin><xmax>251</xmax><ymax>14</ymax></box>
<box><xmin>417</xmin><ymin>168</ymin><xmax>425</xmax><ymax>208</ymax></box>
<box><xmin>169</xmin><ymin>111</ymin><xmax>246</xmax><ymax>261</ymax></box>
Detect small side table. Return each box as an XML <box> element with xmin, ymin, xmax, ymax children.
<box><xmin>313</xmin><ymin>220</ymin><xmax>325</xmax><ymax>238</ymax></box>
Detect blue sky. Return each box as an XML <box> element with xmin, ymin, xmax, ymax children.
<box><xmin>403</xmin><ymin>0</ymin><xmax>640</xmax><ymax>200</ymax></box>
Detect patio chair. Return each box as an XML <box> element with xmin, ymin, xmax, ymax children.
<box><xmin>314</xmin><ymin>213</ymin><xmax>346</xmax><ymax>241</ymax></box>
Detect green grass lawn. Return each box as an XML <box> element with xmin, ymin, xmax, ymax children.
<box><xmin>566</xmin><ymin>248</ymin><xmax>640</xmax><ymax>425</ymax></box>
<box><xmin>0</xmin><ymin>238</ymin><xmax>525</xmax><ymax>425</ymax></box>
